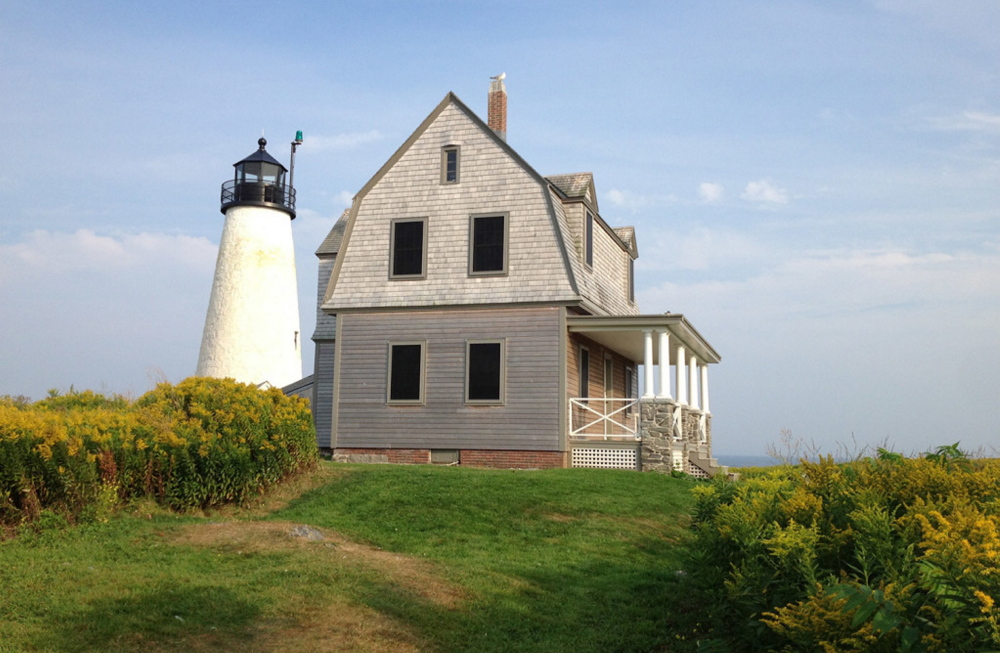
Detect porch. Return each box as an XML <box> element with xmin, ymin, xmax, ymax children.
<box><xmin>565</xmin><ymin>314</ymin><xmax>725</xmax><ymax>477</ymax></box>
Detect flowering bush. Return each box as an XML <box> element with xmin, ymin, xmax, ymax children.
<box><xmin>691</xmin><ymin>449</ymin><xmax>1000</xmax><ymax>651</ymax></box>
<box><xmin>0</xmin><ymin>378</ymin><xmax>316</xmax><ymax>526</ymax></box>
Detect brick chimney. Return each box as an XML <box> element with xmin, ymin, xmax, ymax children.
<box><xmin>488</xmin><ymin>74</ymin><xmax>507</xmax><ymax>142</ymax></box>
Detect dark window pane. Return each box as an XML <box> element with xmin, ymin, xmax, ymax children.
<box><xmin>472</xmin><ymin>216</ymin><xmax>504</xmax><ymax>272</ymax></box>
<box><xmin>390</xmin><ymin>344</ymin><xmax>422</xmax><ymax>401</ymax></box>
<box><xmin>445</xmin><ymin>149</ymin><xmax>458</xmax><ymax>182</ymax></box>
<box><xmin>579</xmin><ymin>348</ymin><xmax>589</xmax><ymax>398</ymax></box>
<box><xmin>468</xmin><ymin>342</ymin><xmax>502</xmax><ymax>401</ymax></box>
<box><xmin>393</xmin><ymin>221</ymin><xmax>423</xmax><ymax>276</ymax></box>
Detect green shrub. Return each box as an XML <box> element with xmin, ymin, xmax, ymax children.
<box><xmin>0</xmin><ymin>378</ymin><xmax>317</xmax><ymax>527</ymax></box>
<box><xmin>690</xmin><ymin>449</ymin><xmax>1000</xmax><ymax>651</ymax></box>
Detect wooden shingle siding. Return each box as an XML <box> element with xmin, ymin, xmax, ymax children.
<box><xmin>335</xmin><ymin>306</ymin><xmax>562</xmax><ymax>450</ymax></box>
<box><xmin>313</xmin><ymin>256</ymin><xmax>337</xmax><ymax>340</ymax></box>
<box><xmin>327</xmin><ymin>103</ymin><xmax>577</xmax><ymax>311</ymax></box>
<box><xmin>312</xmin><ymin>340</ymin><xmax>336</xmax><ymax>449</ymax></box>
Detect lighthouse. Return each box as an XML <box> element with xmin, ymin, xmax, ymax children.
<box><xmin>196</xmin><ymin>137</ymin><xmax>302</xmax><ymax>388</ymax></box>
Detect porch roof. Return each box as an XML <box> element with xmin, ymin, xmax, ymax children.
<box><xmin>566</xmin><ymin>314</ymin><xmax>721</xmax><ymax>365</ymax></box>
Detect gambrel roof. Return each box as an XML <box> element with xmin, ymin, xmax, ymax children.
<box><xmin>320</xmin><ymin>92</ymin><xmax>638</xmax><ymax>317</ymax></box>
<box><xmin>316</xmin><ymin>210</ymin><xmax>349</xmax><ymax>257</ymax></box>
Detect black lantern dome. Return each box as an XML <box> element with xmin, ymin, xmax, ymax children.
<box><xmin>220</xmin><ymin>137</ymin><xmax>296</xmax><ymax>218</ymax></box>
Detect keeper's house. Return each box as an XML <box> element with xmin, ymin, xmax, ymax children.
<box><xmin>305</xmin><ymin>79</ymin><xmax>725</xmax><ymax>476</ymax></box>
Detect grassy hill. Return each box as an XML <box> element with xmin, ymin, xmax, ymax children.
<box><xmin>0</xmin><ymin>463</ymin><xmax>705</xmax><ymax>652</ymax></box>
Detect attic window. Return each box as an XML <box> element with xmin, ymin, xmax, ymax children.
<box><xmin>441</xmin><ymin>146</ymin><xmax>459</xmax><ymax>184</ymax></box>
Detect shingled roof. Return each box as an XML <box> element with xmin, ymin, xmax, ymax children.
<box><xmin>545</xmin><ymin>173</ymin><xmax>594</xmax><ymax>200</ymax></box>
<box><xmin>316</xmin><ymin>210</ymin><xmax>349</xmax><ymax>256</ymax></box>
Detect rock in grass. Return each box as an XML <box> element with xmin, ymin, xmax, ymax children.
<box><xmin>289</xmin><ymin>525</ymin><xmax>325</xmax><ymax>541</ymax></box>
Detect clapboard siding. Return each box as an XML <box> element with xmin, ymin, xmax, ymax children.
<box><xmin>335</xmin><ymin>306</ymin><xmax>562</xmax><ymax>450</ymax></box>
<box><xmin>312</xmin><ymin>340</ymin><xmax>336</xmax><ymax>449</ymax></box>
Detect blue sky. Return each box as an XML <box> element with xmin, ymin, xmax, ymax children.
<box><xmin>2</xmin><ymin>1</ymin><xmax>998</xmax><ymax>456</ymax></box>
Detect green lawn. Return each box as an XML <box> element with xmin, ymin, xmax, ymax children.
<box><xmin>0</xmin><ymin>463</ymin><xmax>706</xmax><ymax>652</ymax></box>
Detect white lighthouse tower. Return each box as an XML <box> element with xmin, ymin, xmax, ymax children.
<box><xmin>196</xmin><ymin>137</ymin><xmax>302</xmax><ymax>388</ymax></box>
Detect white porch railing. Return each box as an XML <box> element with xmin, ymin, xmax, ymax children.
<box><xmin>569</xmin><ymin>397</ymin><xmax>640</xmax><ymax>439</ymax></box>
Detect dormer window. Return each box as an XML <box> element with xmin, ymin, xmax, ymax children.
<box><xmin>585</xmin><ymin>211</ymin><xmax>594</xmax><ymax>268</ymax></box>
<box><xmin>441</xmin><ymin>145</ymin><xmax>460</xmax><ymax>184</ymax></box>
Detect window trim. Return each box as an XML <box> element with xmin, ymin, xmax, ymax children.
<box><xmin>386</xmin><ymin>341</ymin><xmax>426</xmax><ymax>405</ymax></box>
<box><xmin>389</xmin><ymin>217</ymin><xmax>428</xmax><ymax>279</ymax></box>
<box><xmin>465</xmin><ymin>339</ymin><xmax>505</xmax><ymax>404</ymax></box>
<box><xmin>468</xmin><ymin>212</ymin><xmax>509</xmax><ymax>277</ymax></box>
<box><xmin>441</xmin><ymin>145</ymin><xmax>460</xmax><ymax>184</ymax></box>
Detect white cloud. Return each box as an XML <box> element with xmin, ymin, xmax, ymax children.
<box><xmin>303</xmin><ymin>130</ymin><xmax>385</xmax><ymax>152</ymax></box>
<box><xmin>742</xmin><ymin>179</ymin><xmax>788</xmax><ymax>204</ymax></box>
<box><xmin>928</xmin><ymin>111</ymin><xmax>1000</xmax><ymax>134</ymax></box>
<box><xmin>336</xmin><ymin>190</ymin><xmax>354</xmax><ymax>207</ymax></box>
<box><xmin>698</xmin><ymin>182</ymin><xmax>725</xmax><ymax>203</ymax></box>
<box><xmin>604</xmin><ymin>188</ymin><xmax>674</xmax><ymax>213</ymax></box>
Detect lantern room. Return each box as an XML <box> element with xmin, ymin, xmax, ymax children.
<box><xmin>220</xmin><ymin>137</ymin><xmax>296</xmax><ymax>218</ymax></box>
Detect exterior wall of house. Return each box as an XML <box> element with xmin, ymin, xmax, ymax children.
<box><xmin>325</xmin><ymin>103</ymin><xmax>577</xmax><ymax>311</ymax></box>
<box><xmin>566</xmin><ymin>332</ymin><xmax>638</xmax><ymax>438</ymax></box>
<box><xmin>312</xmin><ymin>340</ymin><xmax>336</xmax><ymax>449</ymax></box>
<box><xmin>333</xmin><ymin>306</ymin><xmax>563</xmax><ymax>451</ymax></box>
<box><xmin>558</xmin><ymin>201</ymin><xmax>638</xmax><ymax>317</ymax></box>
<box><xmin>312</xmin><ymin>254</ymin><xmax>337</xmax><ymax>449</ymax></box>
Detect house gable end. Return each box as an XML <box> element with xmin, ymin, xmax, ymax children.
<box><xmin>324</xmin><ymin>92</ymin><xmax>580</xmax><ymax>312</ymax></box>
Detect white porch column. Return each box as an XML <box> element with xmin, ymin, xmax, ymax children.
<box><xmin>656</xmin><ymin>330</ymin><xmax>671</xmax><ymax>399</ymax></box>
<box><xmin>700</xmin><ymin>363</ymin><xmax>710</xmax><ymax>414</ymax></box>
<box><xmin>642</xmin><ymin>329</ymin><xmax>654</xmax><ymax>398</ymax></box>
<box><xmin>676</xmin><ymin>345</ymin><xmax>687</xmax><ymax>405</ymax></box>
<box><xmin>689</xmin><ymin>355</ymin><xmax>699</xmax><ymax>410</ymax></box>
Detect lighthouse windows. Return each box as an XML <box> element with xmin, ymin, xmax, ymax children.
<box><xmin>390</xmin><ymin>218</ymin><xmax>427</xmax><ymax>278</ymax></box>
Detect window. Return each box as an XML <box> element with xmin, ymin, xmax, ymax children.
<box><xmin>441</xmin><ymin>146</ymin><xmax>459</xmax><ymax>184</ymax></box>
<box><xmin>628</xmin><ymin>257</ymin><xmax>635</xmax><ymax>302</ymax></box>
<box><xmin>466</xmin><ymin>340</ymin><xmax>504</xmax><ymax>403</ymax></box>
<box><xmin>625</xmin><ymin>366</ymin><xmax>635</xmax><ymax>414</ymax></box>
<box><xmin>390</xmin><ymin>218</ymin><xmax>426</xmax><ymax>278</ymax></box>
<box><xmin>585</xmin><ymin>211</ymin><xmax>594</xmax><ymax>267</ymax></box>
<box><xmin>469</xmin><ymin>214</ymin><xmax>507</xmax><ymax>275</ymax></box>
<box><xmin>387</xmin><ymin>342</ymin><xmax>425</xmax><ymax>403</ymax></box>
<box><xmin>578</xmin><ymin>346</ymin><xmax>590</xmax><ymax>398</ymax></box>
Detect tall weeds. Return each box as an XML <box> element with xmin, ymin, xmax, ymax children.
<box><xmin>0</xmin><ymin>378</ymin><xmax>316</xmax><ymax>528</ymax></box>
<box><xmin>691</xmin><ymin>447</ymin><xmax>1000</xmax><ymax>651</ymax></box>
